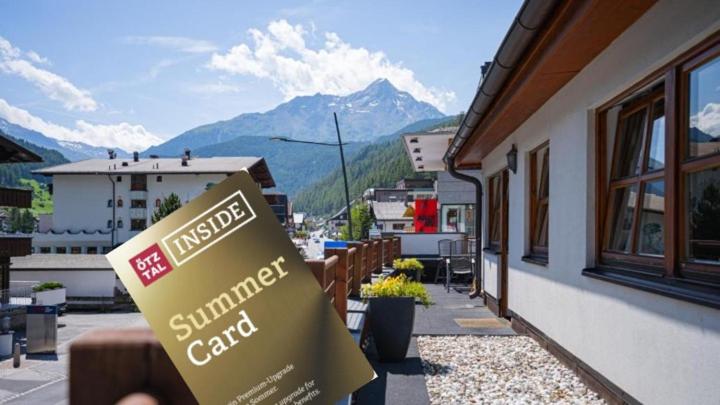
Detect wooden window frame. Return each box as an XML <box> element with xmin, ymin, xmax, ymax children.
<box><xmin>486</xmin><ymin>171</ymin><xmax>503</xmax><ymax>252</ymax></box>
<box><xmin>528</xmin><ymin>142</ymin><xmax>550</xmax><ymax>262</ymax></box>
<box><xmin>589</xmin><ymin>32</ymin><xmax>720</xmax><ymax>307</ymax></box>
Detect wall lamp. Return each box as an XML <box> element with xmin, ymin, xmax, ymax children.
<box><xmin>506</xmin><ymin>144</ymin><xmax>518</xmax><ymax>174</ymax></box>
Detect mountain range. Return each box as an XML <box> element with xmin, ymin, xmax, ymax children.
<box><xmin>0</xmin><ymin>79</ymin><xmax>446</xmax><ymax>200</ymax></box>
<box><xmin>144</xmin><ymin>79</ymin><xmax>443</xmax><ymax>157</ymax></box>
<box><xmin>0</xmin><ymin>118</ymin><xmax>129</xmax><ymax>161</ymax></box>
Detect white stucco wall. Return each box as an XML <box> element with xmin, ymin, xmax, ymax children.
<box><xmin>478</xmin><ymin>1</ymin><xmax>720</xmax><ymax>404</ymax></box>
<box><xmin>46</xmin><ymin>172</ymin><xmax>228</xmax><ymax>246</ymax></box>
<box><xmin>10</xmin><ymin>270</ymin><xmax>116</xmax><ymax>298</ymax></box>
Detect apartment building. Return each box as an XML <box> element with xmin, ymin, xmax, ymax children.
<box><xmin>32</xmin><ymin>151</ymin><xmax>274</xmax><ymax>253</ymax></box>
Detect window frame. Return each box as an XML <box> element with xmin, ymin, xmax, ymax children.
<box><xmin>528</xmin><ymin>141</ymin><xmax>550</xmax><ymax>261</ymax></box>
<box><xmin>594</xmin><ymin>32</ymin><xmax>720</xmax><ymax>294</ymax></box>
<box><xmin>486</xmin><ymin>170</ymin><xmax>504</xmax><ymax>251</ymax></box>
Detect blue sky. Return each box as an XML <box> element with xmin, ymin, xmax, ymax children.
<box><xmin>0</xmin><ymin>0</ymin><xmax>522</xmax><ymax>151</ymax></box>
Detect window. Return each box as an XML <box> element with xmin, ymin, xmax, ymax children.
<box><xmin>117</xmin><ymin>219</ymin><xmax>124</xmax><ymax>229</ymax></box>
<box><xmin>594</xmin><ymin>36</ymin><xmax>720</xmax><ymax>302</ymax></box>
<box><xmin>107</xmin><ymin>199</ymin><xmax>113</xmax><ymax>207</ymax></box>
<box><xmin>131</xmin><ymin>219</ymin><xmax>146</xmax><ymax>231</ymax></box>
<box><xmin>441</xmin><ymin>204</ymin><xmax>475</xmax><ymax>236</ymax></box>
<box><xmin>70</xmin><ymin>246</ymin><xmax>81</xmax><ymax>254</ymax></box>
<box><xmin>155</xmin><ymin>198</ymin><xmax>161</xmax><ymax>208</ymax></box>
<box><xmin>487</xmin><ymin>172</ymin><xmax>504</xmax><ymax>250</ymax></box>
<box><xmin>117</xmin><ymin>198</ymin><xmax>124</xmax><ymax>208</ymax></box>
<box><xmin>392</xmin><ymin>223</ymin><xmax>405</xmax><ymax>231</ymax></box>
<box><xmin>529</xmin><ymin>142</ymin><xmax>550</xmax><ymax>261</ymax></box>
<box><xmin>87</xmin><ymin>246</ymin><xmax>98</xmax><ymax>254</ymax></box>
<box><xmin>156</xmin><ymin>175</ymin><xmax>163</xmax><ymax>182</ymax></box>
<box><xmin>102</xmin><ymin>246</ymin><xmax>112</xmax><ymax>254</ymax></box>
<box><xmin>131</xmin><ymin>174</ymin><xmax>147</xmax><ymax>191</ymax></box>
<box><xmin>116</xmin><ymin>176</ymin><xmax>122</xmax><ymax>182</ymax></box>
<box><xmin>56</xmin><ymin>246</ymin><xmax>66</xmax><ymax>254</ymax></box>
<box><xmin>131</xmin><ymin>199</ymin><xmax>147</xmax><ymax>208</ymax></box>
<box><xmin>39</xmin><ymin>247</ymin><xmax>51</xmax><ymax>254</ymax></box>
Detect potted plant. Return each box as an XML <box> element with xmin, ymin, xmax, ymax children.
<box><xmin>32</xmin><ymin>281</ymin><xmax>67</xmax><ymax>314</ymax></box>
<box><xmin>362</xmin><ymin>274</ymin><xmax>431</xmax><ymax>362</ymax></box>
<box><xmin>392</xmin><ymin>258</ymin><xmax>424</xmax><ymax>281</ymax></box>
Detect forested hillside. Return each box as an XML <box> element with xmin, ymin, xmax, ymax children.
<box><xmin>293</xmin><ymin>115</ymin><xmax>462</xmax><ymax>215</ymax></box>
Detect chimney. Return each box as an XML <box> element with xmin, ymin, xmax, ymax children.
<box><xmin>181</xmin><ymin>155</ymin><xmax>189</xmax><ymax>167</ymax></box>
<box><xmin>107</xmin><ymin>149</ymin><xmax>116</xmax><ymax>160</ymax></box>
<box><xmin>133</xmin><ymin>151</ymin><xmax>139</xmax><ymax>162</ymax></box>
<box><xmin>184</xmin><ymin>148</ymin><xmax>191</xmax><ymax>160</ymax></box>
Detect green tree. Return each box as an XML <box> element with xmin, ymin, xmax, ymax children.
<box><xmin>7</xmin><ymin>207</ymin><xmax>35</xmax><ymax>233</ymax></box>
<box><xmin>152</xmin><ymin>193</ymin><xmax>183</xmax><ymax>224</ymax></box>
<box><xmin>339</xmin><ymin>203</ymin><xmax>375</xmax><ymax>240</ymax></box>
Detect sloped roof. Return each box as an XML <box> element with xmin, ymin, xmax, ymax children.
<box><xmin>11</xmin><ymin>254</ymin><xmax>112</xmax><ymax>270</ymax></box>
<box><xmin>33</xmin><ymin>156</ymin><xmax>275</xmax><ymax>188</ymax></box>
<box><xmin>371</xmin><ymin>201</ymin><xmax>413</xmax><ymax>221</ymax></box>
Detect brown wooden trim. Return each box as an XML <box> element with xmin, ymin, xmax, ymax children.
<box><xmin>529</xmin><ymin>141</ymin><xmax>550</xmax><ymax>255</ymax></box>
<box><xmin>499</xmin><ymin>169</ymin><xmax>510</xmax><ymax>318</ymax></box>
<box><xmin>664</xmin><ymin>68</ymin><xmax>678</xmax><ymax>278</ymax></box>
<box><xmin>510</xmin><ymin>311</ymin><xmax>641</xmax><ymax>405</ymax></box>
<box><xmin>483</xmin><ymin>292</ymin><xmax>500</xmax><ymax>317</ymax></box>
<box><xmin>521</xmin><ymin>255</ymin><xmax>548</xmax><ymax>267</ymax></box>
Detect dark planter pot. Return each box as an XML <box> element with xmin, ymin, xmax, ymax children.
<box><xmin>369</xmin><ymin>297</ymin><xmax>415</xmax><ymax>362</ymax></box>
<box><xmin>391</xmin><ymin>268</ymin><xmax>422</xmax><ymax>281</ymax></box>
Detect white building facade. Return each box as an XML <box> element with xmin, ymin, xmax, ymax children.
<box><xmin>448</xmin><ymin>1</ymin><xmax>720</xmax><ymax>404</ymax></box>
<box><xmin>32</xmin><ymin>155</ymin><xmax>274</xmax><ymax>254</ymax></box>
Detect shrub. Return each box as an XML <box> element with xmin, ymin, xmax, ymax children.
<box><xmin>393</xmin><ymin>258</ymin><xmax>424</xmax><ymax>279</ymax></box>
<box><xmin>362</xmin><ymin>274</ymin><xmax>431</xmax><ymax>307</ymax></box>
<box><xmin>33</xmin><ymin>281</ymin><xmax>64</xmax><ymax>292</ymax></box>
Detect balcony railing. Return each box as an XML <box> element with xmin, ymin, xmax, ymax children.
<box><xmin>129</xmin><ymin>190</ymin><xmax>147</xmax><ymax>200</ymax></box>
<box><xmin>129</xmin><ymin>208</ymin><xmax>147</xmax><ymax>219</ymax></box>
<box><xmin>0</xmin><ymin>187</ymin><xmax>32</xmax><ymax>208</ymax></box>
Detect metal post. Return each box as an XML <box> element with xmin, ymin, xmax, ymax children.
<box><xmin>334</xmin><ymin>112</ymin><xmax>353</xmax><ymax>240</ymax></box>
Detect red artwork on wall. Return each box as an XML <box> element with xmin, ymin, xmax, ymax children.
<box><xmin>414</xmin><ymin>199</ymin><xmax>437</xmax><ymax>233</ymax></box>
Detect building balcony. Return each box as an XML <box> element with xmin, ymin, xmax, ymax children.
<box><xmin>129</xmin><ymin>208</ymin><xmax>147</xmax><ymax>219</ymax></box>
<box><xmin>0</xmin><ymin>187</ymin><xmax>32</xmax><ymax>209</ymax></box>
<box><xmin>129</xmin><ymin>190</ymin><xmax>147</xmax><ymax>200</ymax></box>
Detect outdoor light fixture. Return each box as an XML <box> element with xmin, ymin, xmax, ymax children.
<box><xmin>506</xmin><ymin>144</ymin><xmax>518</xmax><ymax>174</ymax></box>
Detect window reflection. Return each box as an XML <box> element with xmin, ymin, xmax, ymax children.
<box><xmin>688</xmin><ymin>56</ymin><xmax>720</xmax><ymax>159</ymax></box>
<box><xmin>639</xmin><ymin>180</ymin><xmax>665</xmax><ymax>255</ymax></box>
<box><xmin>647</xmin><ymin>100</ymin><xmax>665</xmax><ymax>171</ymax></box>
<box><xmin>686</xmin><ymin>166</ymin><xmax>720</xmax><ymax>263</ymax></box>
<box><xmin>608</xmin><ymin>185</ymin><xmax>638</xmax><ymax>253</ymax></box>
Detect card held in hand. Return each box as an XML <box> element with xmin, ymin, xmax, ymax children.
<box><xmin>107</xmin><ymin>171</ymin><xmax>375</xmax><ymax>404</ymax></box>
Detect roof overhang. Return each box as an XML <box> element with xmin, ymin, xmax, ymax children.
<box><xmin>0</xmin><ymin>134</ymin><xmax>42</xmax><ymax>163</ymax></box>
<box><xmin>402</xmin><ymin>131</ymin><xmax>455</xmax><ymax>172</ymax></box>
<box><xmin>248</xmin><ymin>158</ymin><xmax>275</xmax><ymax>188</ymax></box>
<box><xmin>448</xmin><ymin>0</ymin><xmax>657</xmax><ymax>168</ymax></box>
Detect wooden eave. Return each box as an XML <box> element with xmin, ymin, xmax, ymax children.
<box><xmin>455</xmin><ymin>0</ymin><xmax>657</xmax><ymax>168</ymax></box>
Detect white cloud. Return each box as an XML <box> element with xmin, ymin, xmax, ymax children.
<box><xmin>208</xmin><ymin>20</ymin><xmax>455</xmax><ymax>111</ymax></box>
<box><xmin>25</xmin><ymin>50</ymin><xmax>50</xmax><ymax>65</ymax></box>
<box><xmin>691</xmin><ymin>102</ymin><xmax>720</xmax><ymax>136</ymax></box>
<box><xmin>188</xmin><ymin>82</ymin><xmax>243</xmax><ymax>94</ymax></box>
<box><xmin>0</xmin><ymin>98</ymin><xmax>162</xmax><ymax>151</ymax></box>
<box><xmin>0</xmin><ymin>36</ymin><xmax>97</xmax><ymax>112</ymax></box>
<box><xmin>123</xmin><ymin>36</ymin><xmax>218</xmax><ymax>54</ymax></box>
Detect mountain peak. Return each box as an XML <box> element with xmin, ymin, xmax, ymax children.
<box><xmin>364</xmin><ymin>78</ymin><xmax>397</xmax><ymax>93</ymax></box>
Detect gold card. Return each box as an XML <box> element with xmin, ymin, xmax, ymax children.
<box><xmin>107</xmin><ymin>170</ymin><xmax>374</xmax><ymax>404</ymax></box>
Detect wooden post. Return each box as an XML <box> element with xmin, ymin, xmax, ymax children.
<box><xmin>383</xmin><ymin>238</ymin><xmax>393</xmax><ymax>267</ymax></box>
<box><xmin>348</xmin><ymin>242</ymin><xmax>367</xmax><ymax>294</ymax></box>
<box><xmin>372</xmin><ymin>240</ymin><xmax>382</xmax><ymax>274</ymax></box>
<box><xmin>393</xmin><ymin>237</ymin><xmax>401</xmax><ymax>260</ymax></box>
<box><xmin>69</xmin><ymin>329</ymin><xmax>196</xmax><ymax>405</ymax></box>
<box><xmin>325</xmin><ymin>248</ymin><xmax>348</xmax><ymax>324</ymax></box>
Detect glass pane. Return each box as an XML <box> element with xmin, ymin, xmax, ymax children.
<box><xmin>613</xmin><ymin>108</ymin><xmax>647</xmax><ymax>179</ymax></box>
<box><xmin>638</xmin><ymin>180</ymin><xmax>665</xmax><ymax>255</ymax></box>
<box><xmin>607</xmin><ymin>185</ymin><xmax>638</xmax><ymax>253</ymax></box>
<box><xmin>688</xmin><ymin>55</ymin><xmax>720</xmax><ymax>158</ymax></box>
<box><xmin>533</xmin><ymin>203</ymin><xmax>548</xmax><ymax>248</ymax></box>
<box><xmin>536</xmin><ymin>146</ymin><xmax>549</xmax><ymax>199</ymax></box>
<box><xmin>647</xmin><ymin>100</ymin><xmax>665</xmax><ymax>171</ymax></box>
<box><xmin>686</xmin><ymin>166</ymin><xmax>720</xmax><ymax>263</ymax></box>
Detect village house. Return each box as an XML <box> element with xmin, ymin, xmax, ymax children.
<box><xmin>445</xmin><ymin>0</ymin><xmax>720</xmax><ymax>403</ymax></box>
<box><xmin>31</xmin><ymin>151</ymin><xmax>274</xmax><ymax>254</ymax></box>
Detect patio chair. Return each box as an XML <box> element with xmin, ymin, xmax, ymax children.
<box><xmin>433</xmin><ymin>239</ymin><xmax>453</xmax><ymax>284</ymax></box>
<box><xmin>446</xmin><ymin>239</ymin><xmax>474</xmax><ymax>292</ymax></box>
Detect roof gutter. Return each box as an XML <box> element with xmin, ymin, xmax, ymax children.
<box><xmin>444</xmin><ymin>0</ymin><xmax>559</xmax><ymax>166</ymax></box>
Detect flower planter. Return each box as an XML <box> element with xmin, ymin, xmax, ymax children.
<box><xmin>369</xmin><ymin>296</ymin><xmax>415</xmax><ymax>362</ymax></box>
<box><xmin>33</xmin><ymin>288</ymin><xmax>67</xmax><ymax>314</ymax></box>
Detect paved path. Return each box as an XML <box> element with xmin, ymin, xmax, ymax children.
<box><xmin>357</xmin><ymin>279</ymin><xmax>514</xmax><ymax>405</ymax></box>
<box><xmin>0</xmin><ymin>312</ymin><xmax>146</xmax><ymax>404</ymax></box>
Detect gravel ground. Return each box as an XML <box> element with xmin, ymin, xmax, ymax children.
<box><xmin>417</xmin><ymin>336</ymin><xmax>605</xmax><ymax>405</ymax></box>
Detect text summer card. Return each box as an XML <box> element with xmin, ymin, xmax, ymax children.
<box><xmin>107</xmin><ymin>171</ymin><xmax>374</xmax><ymax>404</ymax></box>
